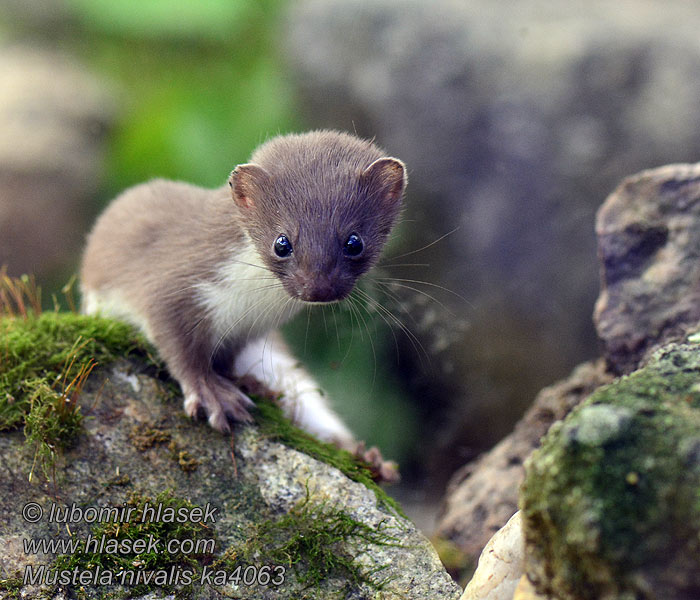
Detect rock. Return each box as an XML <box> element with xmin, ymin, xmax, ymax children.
<box><xmin>438</xmin><ymin>161</ymin><xmax>700</xmax><ymax>573</ymax></box>
<box><xmin>0</xmin><ymin>45</ymin><xmax>113</xmax><ymax>281</ymax></box>
<box><xmin>512</xmin><ymin>576</ymin><xmax>548</xmax><ymax>600</ymax></box>
<box><xmin>0</xmin><ymin>315</ymin><xmax>460</xmax><ymax>600</ymax></box>
<box><xmin>284</xmin><ymin>0</ymin><xmax>700</xmax><ymax>471</ymax></box>
<box><xmin>435</xmin><ymin>359</ymin><xmax>612</xmax><ymax>565</ymax></box>
<box><xmin>460</xmin><ymin>511</ymin><xmax>524</xmax><ymax>600</ymax></box>
<box><xmin>520</xmin><ymin>343</ymin><xmax>700</xmax><ymax>599</ymax></box>
<box><xmin>594</xmin><ymin>163</ymin><xmax>700</xmax><ymax>375</ymax></box>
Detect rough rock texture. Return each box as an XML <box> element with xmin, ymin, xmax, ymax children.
<box><xmin>460</xmin><ymin>512</ymin><xmax>524</xmax><ymax>600</ymax></box>
<box><xmin>594</xmin><ymin>163</ymin><xmax>700</xmax><ymax>375</ymax></box>
<box><xmin>436</xmin><ymin>360</ymin><xmax>612</xmax><ymax>563</ymax></box>
<box><xmin>438</xmin><ymin>162</ymin><xmax>700</xmax><ymax>571</ymax></box>
<box><xmin>284</xmin><ymin>0</ymin><xmax>700</xmax><ymax>472</ymax></box>
<box><xmin>520</xmin><ymin>343</ymin><xmax>700</xmax><ymax>600</ymax></box>
<box><xmin>0</xmin><ymin>45</ymin><xmax>113</xmax><ymax>280</ymax></box>
<box><xmin>0</xmin><ymin>359</ymin><xmax>460</xmax><ymax>600</ymax></box>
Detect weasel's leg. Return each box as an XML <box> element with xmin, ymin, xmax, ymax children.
<box><xmin>233</xmin><ymin>331</ymin><xmax>400</xmax><ymax>482</ymax></box>
<box><xmin>233</xmin><ymin>331</ymin><xmax>355</xmax><ymax>448</ymax></box>
<box><xmin>82</xmin><ymin>287</ymin><xmax>254</xmax><ymax>433</ymax></box>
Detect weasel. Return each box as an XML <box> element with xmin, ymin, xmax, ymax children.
<box><xmin>80</xmin><ymin>130</ymin><xmax>406</xmax><ymax>477</ymax></box>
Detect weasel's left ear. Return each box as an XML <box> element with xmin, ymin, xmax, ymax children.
<box><xmin>361</xmin><ymin>157</ymin><xmax>407</xmax><ymax>205</ymax></box>
<box><xmin>229</xmin><ymin>163</ymin><xmax>270</xmax><ymax>210</ymax></box>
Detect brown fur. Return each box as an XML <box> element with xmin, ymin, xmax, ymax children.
<box><xmin>80</xmin><ymin>130</ymin><xmax>406</xmax><ymax>432</ymax></box>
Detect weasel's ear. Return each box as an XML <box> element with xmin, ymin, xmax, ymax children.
<box><xmin>229</xmin><ymin>163</ymin><xmax>269</xmax><ymax>210</ymax></box>
<box><xmin>361</xmin><ymin>157</ymin><xmax>407</xmax><ymax>205</ymax></box>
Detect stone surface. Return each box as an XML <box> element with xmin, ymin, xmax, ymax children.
<box><xmin>0</xmin><ymin>359</ymin><xmax>461</xmax><ymax>600</ymax></box>
<box><xmin>436</xmin><ymin>359</ymin><xmax>612</xmax><ymax>564</ymax></box>
<box><xmin>594</xmin><ymin>163</ymin><xmax>700</xmax><ymax>375</ymax></box>
<box><xmin>440</xmin><ymin>161</ymin><xmax>700</xmax><ymax>585</ymax></box>
<box><xmin>520</xmin><ymin>343</ymin><xmax>700</xmax><ymax>600</ymax></box>
<box><xmin>284</xmin><ymin>0</ymin><xmax>700</xmax><ymax>472</ymax></box>
<box><xmin>512</xmin><ymin>577</ymin><xmax>548</xmax><ymax>600</ymax></box>
<box><xmin>0</xmin><ymin>45</ymin><xmax>113</xmax><ymax>281</ymax></box>
<box><xmin>460</xmin><ymin>511</ymin><xmax>524</xmax><ymax>600</ymax></box>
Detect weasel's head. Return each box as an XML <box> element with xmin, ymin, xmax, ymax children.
<box><xmin>229</xmin><ymin>131</ymin><xmax>406</xmax><ymax>303</ymax></box>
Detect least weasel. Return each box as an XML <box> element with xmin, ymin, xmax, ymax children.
<box><xmin>80</xmin><ymin>130</ymin><xmax>406</xmax><ymax>478</ymax></box>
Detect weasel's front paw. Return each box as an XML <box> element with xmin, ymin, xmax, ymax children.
<box><xmin>183</xmin><ymin>374</ymin><xmax>255</xmax><ymax>433</ymax></box>
<box><xmin>352</xmin><ymin>442</ymin><xmax>400</xmax><ymax>484</ymax></box>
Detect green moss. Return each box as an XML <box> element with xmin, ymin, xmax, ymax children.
<box><xmin>1</xmin><ymin>311</ymin><xmax>403</xmax><ymax>514</ymax></box>
<box><xmin>520</xmin><ymin>344</ymin><xmax>700</xmax><ymax>599</ymax></box>
<box><xmin>0</xmin><ymin>312</ymin><xmax>158</xmax><ymax>477</ymax></box>
<box><xmin>254</xmin><ymin>398</ymin><xmax>405</xmax><ymax>518</ymax></box>
<box><xmin>1</xmin><ymin>312</ymin><xmax>155</xmax><ymax>428</ymax></box>
<box><xmin>0</xmin><ymin>573</ymin><xmax>23</xmax><ymax>599</ymax></box>
<box><xmin>52</xmin><ymin>490</ymin><xmax>215</xmax><ymax>597</ymax></box>
<box><xmin>217</xmin><ymin>487</ymin><xmax>401</xmax><ymax>595</ymax></box>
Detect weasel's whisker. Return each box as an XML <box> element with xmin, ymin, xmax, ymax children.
<box><xmin>340</xmin><ymin>295</ymin><xmax>359</xmax><ymax>364</ymax></box>
<box><xmin>321</xmin><ymin>304</ymin><xmax>329</xmax><ymax>336</ymax></box>
<box><xmin>225</xmin><ymin>258</ymin><xmax>274</xmax><ymax>273</ymax></box>
<box><xmin>303</xmin><ymin>304</ymin><xmax>311</xmax><ymax>356</ymax></box>
<box><xmin>262</xmin><ymin>295</ymin><xmax>297</xmax><ymax>380</ymax></box>
<box><xmin>383</xmin><ymin>226</ymin><xmax>459</xmax><ymax>262</ymax></box>
<box><xmin>367</xmin><ymin>279</ymin><xmax>420</xmax><ymax>328</ymax></box>
<box><xmin>352</xmin><ymin>288</ymin><xmax>402</xmax><ymax>363</ymax></box>
<box><xmin>374</xmin><ymin>276</ymin><xmax>472</xmax><ymax>307</ymax></box>
<box><xmin>376</xmin><ymin>262</ymin><xmax>430</xmax><ymax>269</ymax></box>
<box><xmin>330</xmin><ymin>302</ymin><xmax>342</xmax><ymax>352</ymax></box>
<box><xmin>346</xmin><ymin>291</ymin><xmax>378</xmax><ymax>391</ymax></box>
<box><xmin>374</xmin><ymin>279</ymin><xmax>454</xmax><ymax>316</ymax></box>
<box><xmin>208</xmin><ymin>295</ymin><xmax>277</xmax><ymax>366</ymax></box>
<box><xmin>354</xmin><ymin>286</ymin><xmax>430</xmax><ymax>370</ymax></box>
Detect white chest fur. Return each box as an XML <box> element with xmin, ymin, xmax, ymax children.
<box><xmin>195</xmin><ymin>245</ymin><xmax>300</xmax><ymax>347</ymax></box>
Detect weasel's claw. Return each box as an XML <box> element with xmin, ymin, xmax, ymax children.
<box><xmin>183</xmin><ymin>375</ymin><xmax>255</xmax><ymax>433</ymax></box>
<box><xmin>353</xmin><ymin>442</ymin><xmax>400</xmax><ymax>484</ymax></box>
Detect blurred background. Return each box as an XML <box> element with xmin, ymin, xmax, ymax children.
<box><xmin>2</xmin><ymin>0</ymin><xmax>700</xmax><ymax>531</ymax></box>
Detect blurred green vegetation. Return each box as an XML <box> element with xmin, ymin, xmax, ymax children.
<box><xmin>61</xmin><ymin>0</ymin><xmax>297</xmax><ymax>196</ymax></box>
<box><xmin>0</xmin><ymin>0</ymin><xmax>418</xmax><ymax>465</ymax></box>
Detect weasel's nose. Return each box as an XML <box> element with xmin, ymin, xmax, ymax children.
<box><xmin>304</xmin><ymin>285</ymin><xmax>339</xmax><ymax>303</ymax></box>
<box><xmin>295</xmin><ymin>273</ymin><xmax>348</xmax><ymax>303</ymax></box>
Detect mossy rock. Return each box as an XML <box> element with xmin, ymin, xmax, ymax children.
<box><xmin>520</xmin><ymin>343</ymin><xmax>700</xmax><ymax>600</ymax></box>
<box><xmin>0</xmin><ymin>312</ymin><xmax>461</xmax><ymax>599</ymax></box>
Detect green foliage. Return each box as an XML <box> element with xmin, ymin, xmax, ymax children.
<box><xmin>65</xmin><ymin>0</ymin><xmax>260</xmax><ymax>41</ymax></box>
<box><xmin>62</xmin><ymin>0</ymin><xmax>297</xmax><ymax>194</ymax></box>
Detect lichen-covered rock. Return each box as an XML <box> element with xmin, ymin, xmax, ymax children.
<box><xmin>0</xmin><ymin>315</ymin><xmax>460</xmax><ymax>600</ymax></box>
<box><xmin>594</xmin><ymin>163</ymin><xmax>700</xmax><ymax>375</ymax></box>
<box><xmin>520</xmin><ymin>343</ymin><xmax>700</xmax><ymax>600</ymax></box>
<box><xmin>436</xmin><ymin>360</ymin><xmax>612</xmax><ymax>566</ymax></box>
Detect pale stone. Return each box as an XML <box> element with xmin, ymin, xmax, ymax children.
<box><xmin>461</xmin><ymin>511</ymin><xmax>524</xmax><ymax>600</ymax></box>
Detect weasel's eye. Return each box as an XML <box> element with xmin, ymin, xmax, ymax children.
<box><xmin>274</xmin><ymin>234</ymin><xmax>293</xmax><ymax>258</ymax></box>
<box><xmin>343</xmin><ymin>233</ymin><xmax>364</xmax><ymax>257</ymax></box>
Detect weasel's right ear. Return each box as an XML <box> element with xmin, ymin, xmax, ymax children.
<box><xmin>229</xmin><ymin>164</ymin><xmax>269</xmax><ymax>210</ymax></box>
<box><xmin>360</xmin><ymin>157</ymin><xmax>407</xmax><ymax>206</ymax></box>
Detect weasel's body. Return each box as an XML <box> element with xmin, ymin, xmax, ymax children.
<box><xmin>80</xmin><ymin>131</ymin><xmax>406</xmax><ymax>461</ymax></box>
